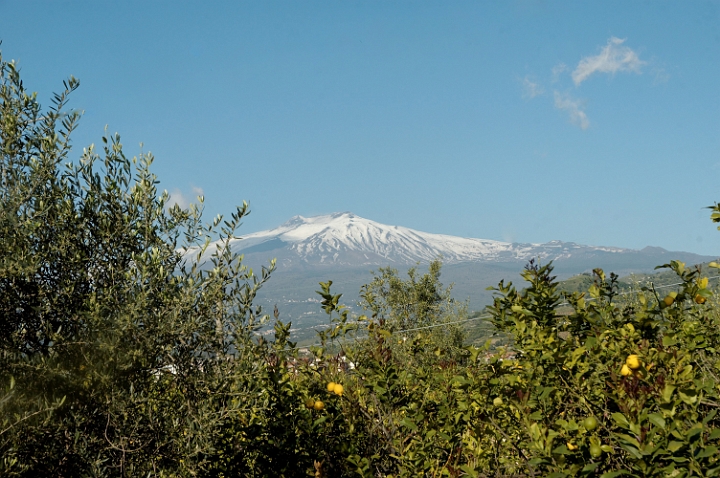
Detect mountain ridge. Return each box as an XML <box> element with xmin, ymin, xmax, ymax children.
<box><xmin>191</xmin><ymin>212</ymin><xmax>717</xmax><ymax>341</ymax></box>
<box><xmin>218</xmin><ymin>212</ymin><xmax>631</xmax><ymax>267</ymax></box>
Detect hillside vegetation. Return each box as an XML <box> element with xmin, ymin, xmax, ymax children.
<box><xmin>4</xmin><ymin>49</ymin><xmax>720</xmax><ymax>477</ymax></box>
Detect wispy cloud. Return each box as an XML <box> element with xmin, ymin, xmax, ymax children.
<box><xmin>651</xmin><ymin>66</ymin><xmax>670</xmax><ymax>85</ymax></box>
<box><xmin>572</xmin><ymin>37</ymin><xmax>645</xmax><ymax>86</ymax></box>
<box><xmin>554</xmin><ymin>91</ymin><xmax>589</xmax><ymax>130</ymax></box>
<box><xmin>551</xmin><ymin>63</ymin><xmax>567</xmax><ymax>83</ymax></box>
<box><xmin>522</xmin><ymin>76</ymin><xmax>545</xmax><ymax>99</ymax></box>
<box><xmin>520</xmin><ymin>37</ymin><xmax>651</xmax><ymax>131</ymax></box>
<box><xmin>167</xmin><ymin>186</ymin><xmax>204</xmax><ymax>210</ymax></box>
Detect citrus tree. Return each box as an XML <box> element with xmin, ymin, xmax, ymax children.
<box><xmin>465</xmin><ymin>259</ymin><xmax>720</xmax><ymax>476</ymax></box>
<box><xmin>298</xmin><ymin>256</ymin><xmax>720</xmax><ymax>476</ymax></box>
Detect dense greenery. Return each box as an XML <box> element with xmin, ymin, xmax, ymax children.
<box><xmin>0</xmin><ymin>49</ymin><xmax>287</xmax><ymax>476</ymax></box>
<box><xmin>3</xmin><ymin>49</ymin><xmax>720</xmax><ymax>477</ymax></box>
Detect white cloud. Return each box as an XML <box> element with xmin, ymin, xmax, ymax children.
<box><xmin>572</xmin><ymin>37</ymin><xmax>645</xmax><ymax>86</ymax></box>
<box><xmin>166</xmin><ymin>186</ymin><xmax>204</xmax><ymax>210</ymax></box>
<box><xmin>551</xmin><ymin>63</ymin><xmax>567</xmax><ymax>83</ymax></box>
<box><xmin>554</xmin><ymin>91</ymin><xmax>589</xmax><ymax>130</ymax></box>
<box><xmin>522</xmin><ymin>76</ymin><xmax>544</xmax><ymax>99</ymax></box>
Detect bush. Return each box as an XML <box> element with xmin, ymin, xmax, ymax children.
<box><xmin>0</xmin><ymin>48</ymin><xmax>282</xmax><ymax>477</ymax></box>
<box><xmin>479</xmin><ymin>259</ymin><xmax>720</xmax><ymax>476</ymax></box>
<box><xmin>308</xmin><ymin>258</ymin><xmax>720</xmax><ymax>476</ymax></box>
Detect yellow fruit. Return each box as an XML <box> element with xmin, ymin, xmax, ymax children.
<box><xmin>333</xmin><ymin>384</ymin><xmax>344</xmax><ymax>396</ymax></box>
<box><xmin>567</xmin><ymin>442</ymin><xmax>578</xmax><ymax>451</ymax></box>
<box><xmin>698</xmin><ymin>277</ymin><xmax>709</xmax><ymax>289</ymax></box>
<box><xmin>663</xmin><ymin>295</ymin><xmax>675</xmax><ymax>307</ymax></box>
<box><xmin>305</xmin><ymin>398</ymin><xmax>316</xmax><ymax>409</ymax></box>
<box><xmin>626</xmin><ymin>355</ymin><xmax>641</xmax><ymax>370</ymax></box>
<box><xmin>620</xmin><ymin>364</ymin><xmax>632</xmax><ymax>376</ymax></box>
<box><xmin>327</xmin><ymin>382</ymin><xmax>337</xmax><ymax>393</ymax></box>
<box><xmin>493</xmin><ymin>397</ymin><xmax>503</xmax><ymax>407</ymax></box>
<box><xmin>695</xmin><ymin>295</ymin><xmax>707</xmax><ymax>304</ymax></box>
<box><xmin>313</xmin><ymin>400</ymin><xmax>325</xmax><ymax>411</ymax></box>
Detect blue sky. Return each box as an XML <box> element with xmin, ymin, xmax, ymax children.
<box><xmin>2</xmin><ymin>1</ymin><xmax>719</xmax><ymax>255</ymax></box>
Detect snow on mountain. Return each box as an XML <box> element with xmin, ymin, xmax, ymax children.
<box><xmin>212</xmin><ymin>212</ymin><xmax>628</xmax><ymax>266</ymax></box>
<box><xmin>184</xmin><ymin>212</ymin><xmax>717</xmax><ymax>330</ymax></box>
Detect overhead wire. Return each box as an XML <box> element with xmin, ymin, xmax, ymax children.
<box><xmin>275</xmin><ymin>272</ymin><xmax>720</xmax><ymax>352</ymax></box>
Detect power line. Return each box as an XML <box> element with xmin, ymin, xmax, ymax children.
<box><xmin>277</xmin><ymin>274</ymin><xmax>720</xmax><ymax>352</ymax></box>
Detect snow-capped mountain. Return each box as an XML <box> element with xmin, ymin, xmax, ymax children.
<box><xmin>218</xmin><ymin>212</ymin><xmax>627</xmax><ymax>267</ymax></box>
<box><xmin>190</xmin><ymin>212</ymin><xmax>716</xmax><ymax>335</ymax></box>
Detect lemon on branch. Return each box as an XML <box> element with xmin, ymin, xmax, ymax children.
<box><xmin>626</xmin><ymin>354</ymin><xmax>641</xmax><ymax>370</ymax></box>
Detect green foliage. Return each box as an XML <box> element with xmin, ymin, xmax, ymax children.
<box><xmin>559</xmin><ymin>263</ymin><xmax>720</xmax><ymax>298</ymax></box>
<box><xmin>303</xmin><ymin>277</ymin><xmax>473</xmax><ymax>477</ymax></box>
<box><xmin>358</xmin><ymin>260</ymin><xmax>467</xmax><ymax>362</ymax></box>
<box><xmin>478</xmin><ymin>259</ymin><xmax>720</xmax><ymax>476</ymax></box>
<box><xmin>284</xmin><ymin>257</ymin><xmax>720</xmax><ymax>476</ymax></box>
<box><xmin>0</xmin><ymin>48</ymin><xmax>284</xmax><ymax>476</ymax></box>
<box><xmin>360</xmin><ymin>261</ymin><xmax>448</xmax><ymax>329</ymax></box>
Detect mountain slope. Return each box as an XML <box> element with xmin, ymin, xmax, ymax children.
<box><xmin>191</xmin><ymin>212</ymin><xmax>717</xmax><ymax>340</ymax></box>
<box><xmin>220</xmin><ymin>212</ymin><xmax>628</xmax><ymax>267</ymax></box>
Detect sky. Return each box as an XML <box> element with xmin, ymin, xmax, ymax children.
<box><xmin>2</xmin><ymin>1</ymin><xmax>719</xmax><ymax>255</ymax></box>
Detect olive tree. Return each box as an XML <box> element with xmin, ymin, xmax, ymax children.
<box><xmin>0</xmin><ymin>49</ymin><xmax>280</xmax><ymax>476</ymax></box>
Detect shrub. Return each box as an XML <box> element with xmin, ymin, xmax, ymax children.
<box><xmin>0</xmin><ymin>48</ymin><xmax>280</xmax><ymax>477</ymax></box>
